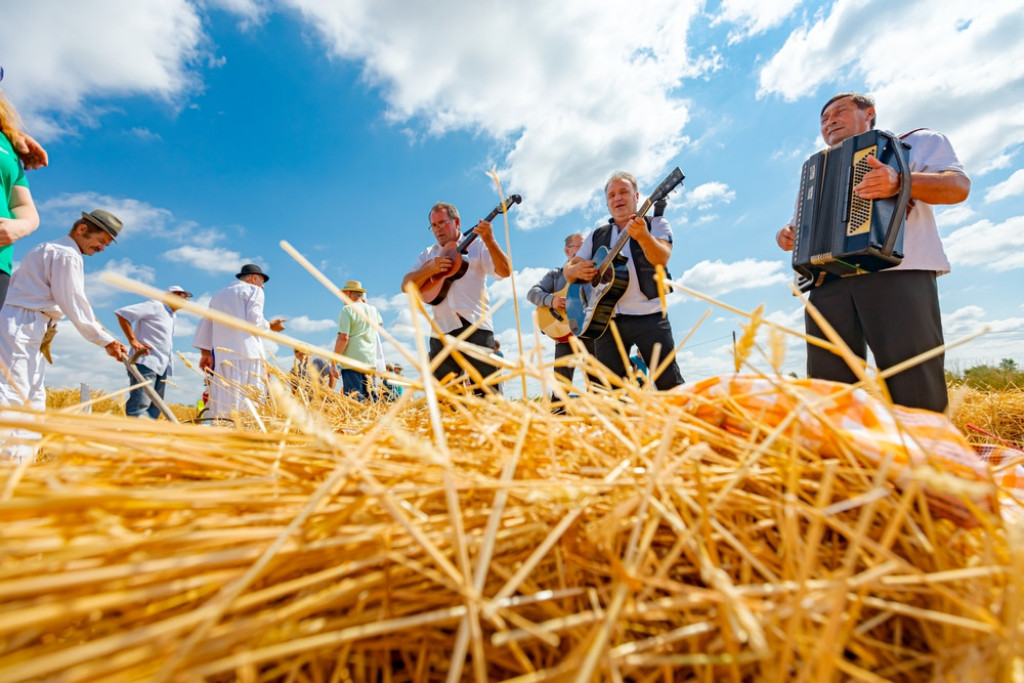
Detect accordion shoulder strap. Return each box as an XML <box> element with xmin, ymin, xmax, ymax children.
<box><xmin>898</xmin><ymin>128</ymin><xmax>928</xmax><ymax>140</ymax></box>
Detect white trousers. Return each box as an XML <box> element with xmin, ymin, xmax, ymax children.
<box><xmin>209</xmin><ymin>355</ymin><xmax>268</xmax><ymax>420</ymax></box>
<box><xmin>0</xmin><ymin>307</ymin><xmax>50</xmax><ymax>461</ymax></box>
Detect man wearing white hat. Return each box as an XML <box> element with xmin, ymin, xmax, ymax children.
<box><xmin>0</xmin><ymin>209</ymin><xmax>128</xmax><ymax>459</ymax></box>
<box><xmin>192</xmin><ymin>264</ymin><xmax>285</xmax><ymax>421</ymax></box>
<box><xmin>331</xmin><ymin>280</ymin><xmax>383</xmax><ymax>400</ymax></box>
<box><xmin>115</xmin><ymin>285</ymin><xmax>193</xmax><ymax>419</ymax></box>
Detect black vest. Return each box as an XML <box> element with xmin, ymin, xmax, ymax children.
<box><xmin>591</xmin><ymin>216</ymin><xmax>671</xmax><ymax>300</ymax></box>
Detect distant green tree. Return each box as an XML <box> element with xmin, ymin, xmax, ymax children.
<box><xmin>957</xmin><ymin>360</ymin><xmax>1024</xmax><ymax>390</ymax></box>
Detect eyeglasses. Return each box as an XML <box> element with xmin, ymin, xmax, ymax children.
<box><xmin>429</xmin><ymin>218</ymin><xmax>453</xmax><ymax>231</ymax></box>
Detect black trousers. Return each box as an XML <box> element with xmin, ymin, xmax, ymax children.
<box><xmin>593</xmin><ymin>313</ymin><xmax>684</xmax><ymax>390</ymax></box>
<box><xmin>429</xmin><ymin>322</ymin><xmax>497</xmax><ymax>395</ymax></box>
<box><xmin>553</xmin><ymin>336</ymin><xmax>596</xmax><ymax>388</ymax></box>
<box><xmin>806</xmin><ymin>270</ymin><xmax>947</xmax><ymax>412</ymax></box>
<box><xmin>0</xmin><ymin>270</ymin><xmax>9</xmax><ymax>310</ymax></box>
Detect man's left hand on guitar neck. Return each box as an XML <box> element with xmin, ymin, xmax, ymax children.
<box><xmin>474</xmin><ymin>219</ymin><xmax>512</xmax><ymax>277</ymax></box>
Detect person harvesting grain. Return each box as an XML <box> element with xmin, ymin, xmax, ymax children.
<box><xmin>192</xmin><ymin>264</ymin><xmax>285</xmax><ymax>421</ymax></box>
<box><xmin>0</xmin><ymin>209</ymin><xmax>128</xmax><ymax>460</ymax></box>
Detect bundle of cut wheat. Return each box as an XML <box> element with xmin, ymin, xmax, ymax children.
<box><xmin>950</xmin><ymin>383</ymin><xmax>1024</xmax><ymax>451</ymax></box>
<box><xmin>1</xmin><ymin>366</ymin><xmax>1022</xmax><ymax>682</ymax></box>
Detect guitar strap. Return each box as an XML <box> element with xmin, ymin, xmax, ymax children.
<box><xmin>592</xmin><ymin>217</ymin><xmax>671</xmax><ymax>300</ymax></box>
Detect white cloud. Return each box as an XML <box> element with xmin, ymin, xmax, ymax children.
<box><xmin>757</xmin><ymin>2</ymin><xmax>1024</xmax><ymax>176</ymax></box>
<box><xmin>682</xmin><ymin>182</ymin><xmax>736</xmax><ymax>211</ymax></box>
<box><xmin>287</xmin><ymin>315</ymin><xmax>337</xmax><ymax>333</ymax></box>
<box><xmin>935</xmin><ymin>204</ymin><xmax>977</xmax><ymax>229</ymax></box>
<box><xmin>128</xmin><ymin>127</ymin><xmax>162</xmax><ymax>142</ymax></box>
<box><xmin>0</xmin><ymin>0</ymin><xmax>207</xmax><ymax>139</ymax></box>
<box><xmin>711</xmin><ymin>0</ymin><xmax>807</xmax><ymax>43</ymax></box>
<box><xmin>36</xmin><ymin>192</ymin><xmax>224</xmax><ymax>246</ymax></box>
<box><xmin>985</xmin><ymin>169</ymin><xmax>1024</xmax><ymax>203</ymax></box>
<box><xmin>282</xmin><ymin>0</ymin><xmax>719</xmax><ymax>228</ymax></box>
<box><xmin>679</xmin><ymin>258</ymin><xmax>791</xmax><ymax>297</ymax></box>
<box><xmin>164</xmin><ymin>245</ymin><xmax>250</xmax><ymax>274</ymax></box>
<box><xmin>174</xmin><ymin>316</ymin><xmax>197</xmax><ymax>338</ymax></box>
<box><xmin>488</xmin><ymin>266</ymin><xmax>552</xmax><ymax>305</ymax></box>
<box><xmin>944</xmin><ymin>216</ymin><xmax>1024</xmax><ymax>271</ymax></box>
<box><xmin>86</xmin><ymin>258</ymin><xmax>157</xmax><ymax>307</ymax></box>
<box><xmin>942</xmin><ymin>304</ymin><xmax>1024</xmax><ymax>369</ymax></box>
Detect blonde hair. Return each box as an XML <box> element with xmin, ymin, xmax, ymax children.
<box><xmin>0</xmin><ymin>91</ymin><xmax>23</xmax><ymax>144</ymax></box>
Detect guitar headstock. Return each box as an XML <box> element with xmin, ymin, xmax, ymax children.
<box><xmin>650</xmin><ymin>168</ymin><xmax>684</xmax><ymax>204</ymax></box>
<box><xmin>498</xmin><ymin>194</ymin><xmax>523</xmax><ymax>212</ymax></box>
<box><xmin>637</xmin><ymin>168</ymin><xmax>685</xmax><ymax>218</ymax></box>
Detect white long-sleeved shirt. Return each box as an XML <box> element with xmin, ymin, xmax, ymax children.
<box><xmin>4</xmin><ymin>235</ymin><xmax>114</xmax><ymax>346</ymax></box>
<box><xmin>192</xmin><ymin>279</ymin><xmax>270</xmax><ymax>360</ymax></box>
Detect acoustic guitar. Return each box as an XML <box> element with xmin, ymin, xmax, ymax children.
<box><xmin>565</xmin><ymin>168</ymin><xmax>684</xmax><ymax>339</ymax></box>
<box><xmin>419</xmin><ymin>194</ymin><xmax>522</xmax><ymax>306</ymax></box>
<box><xmin>536</xmin><ymin>281</ymin><xmax>573</xmax><ymax>342</ymax></box>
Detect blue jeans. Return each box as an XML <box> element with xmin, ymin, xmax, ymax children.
<box><xmin>341</xmin><ymin>369</ymin><xmax>372</xmax><ymax>401</ymax></box>
<box><xmin>126</xmin><ymin>365</ymin><xmax>168</xmax><ymax>419</ymax></box>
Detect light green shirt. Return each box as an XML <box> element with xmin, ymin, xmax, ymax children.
<box><xmin>337</xmin><ymin>300</ymin><xmax>382</xmax><ymax>367</ymax></box>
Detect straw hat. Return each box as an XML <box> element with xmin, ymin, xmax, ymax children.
<box><xmin>341</xmin><ymin>280</ymin><xmax>366</xmax><ymax>293</ymax></box>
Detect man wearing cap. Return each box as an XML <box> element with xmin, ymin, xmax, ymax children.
<box><xmin>0</xmin><ymin>210</ymin><xmax>128</xmax><ymax>459</ymax></box>
<box><xmin>330</xmin><ymin>280</ymin><xmax>383</xmax><ymax>400</ymax></box>
<box><xmin>115</xmin><ymin>285</ymin><xmax>193</xmax><ymax>419</ymax></box>
<box><xmin>192</xmin><ymin>264</ymin><xmax>286</xmax><ymax>421</ymax></box>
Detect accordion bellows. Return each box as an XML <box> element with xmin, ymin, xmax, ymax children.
<box><xmin>792</xmin><ymin>129</ymin><xmax>912</xmax><ymax>291</ymax></box>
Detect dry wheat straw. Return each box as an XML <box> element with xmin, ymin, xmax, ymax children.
<box><xmin>0</xmin><ymin>261</ymin><xmax>1017</xmax><ymax>682</ymax></box>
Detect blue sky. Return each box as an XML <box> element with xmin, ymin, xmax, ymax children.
<box><xmin>2</xmin><ymin>0</ymin><xmax>1022</xmax><ymax>405</ymax></box>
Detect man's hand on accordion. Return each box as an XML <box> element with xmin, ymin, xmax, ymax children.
<box><xmin>776</xmin><ymin>225</ymin><xmax>795</xmax><ymax>251</ymax></box>
<box><xmin>853</xmin><ymin>155</ymin><xmax>901</xmax><ymax>200</ymax></box>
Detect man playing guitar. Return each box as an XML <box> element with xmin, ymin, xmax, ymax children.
<box><xmin>528</xmin><ymin>233</ymin><xmax>596</xmax><ymax>406</ymax></box>
<box><xmin>402</xmin><ymin>201</ymin><xmax>511</xmax><ymax>395</ymax></box>
<box><xmin>564</xmin><ymin>171</ymin><xmax>684</xmax><ymax>390</ymax></box>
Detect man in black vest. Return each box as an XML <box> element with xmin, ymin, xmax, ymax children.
<box><xmin>564</xmin><ymin>171</ymin><xmax>684</xmax><ymax>390</ymax></box>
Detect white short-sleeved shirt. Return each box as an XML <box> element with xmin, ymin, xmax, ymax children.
<box><xmin>575</xmin><ymin>216</ymin><xmax>673</xmax><ymax>316</ymax></box>
<box><xmin>413</xmin><ymin>239</ymin><xmax>504</xmax><ymax>334</ymax></box>
<box><xmin>114</xmin><ymin>299</ymin><xmax>177</xmax><ymax>376</ymax></box>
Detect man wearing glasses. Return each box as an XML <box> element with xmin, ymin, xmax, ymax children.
<box><xmin>402</xmin><ymin>202</ymin><xmax>511</xmax><ymax>394</ymax></box>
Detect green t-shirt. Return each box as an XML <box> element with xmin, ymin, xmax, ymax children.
<box><xmin>0</xmin><ymin>131</ymin><xmax>30</xmax><ymax>274</ymax></box>
<box><xmin>337</xmin><ymin>301</ymin><xmax>383</xmax><ymax>367</ymax></box>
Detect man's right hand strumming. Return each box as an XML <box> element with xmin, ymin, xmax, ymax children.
<box><xmin>565</xmin><ymin>257</ymin><xmax>597</xmax><ymax>283</ymax></box>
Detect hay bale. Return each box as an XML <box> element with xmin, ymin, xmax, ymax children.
<box><xmin>1</xmin><ymin>372</ymin><xmax>1021</xmax><ymax>682</ymax></box>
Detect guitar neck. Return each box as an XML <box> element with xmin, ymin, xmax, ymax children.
<box><xmin>454</xmin><ymin>196</ymin><xmax>520</xmax><ymax>253</ymax></box>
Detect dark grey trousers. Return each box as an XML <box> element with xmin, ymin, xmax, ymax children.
<box><xmin>806</xmin><ymin>269</ymin><xmax>947</xmax><ymax>412</ymax></box>
<box><xmin>594</xmin><ymin>313</ymin><xmax>684</xmax><ymax>390</ymax></box>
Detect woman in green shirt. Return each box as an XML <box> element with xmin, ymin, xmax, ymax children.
<box><xmin>0</xmin><ymin>71</ymin><xmax>42</xmax><ymax>307</ymax></box>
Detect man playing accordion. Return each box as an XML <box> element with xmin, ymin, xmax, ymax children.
<box><xmin>776</xmin><ymin>92</ymin><xmax>970</xmax><ymax>413</ymax></box>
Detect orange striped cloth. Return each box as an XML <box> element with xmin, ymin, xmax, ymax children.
<box><xmin>666</xmin><ymin>374</ymin><xmax>1024</xmax><ymax>527</ymax></box>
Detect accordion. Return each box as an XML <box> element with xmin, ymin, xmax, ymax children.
<box><xmin>792</xmin><ymin>129</ymin><xmax>912</xmax><ymax>291</ymax></box>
